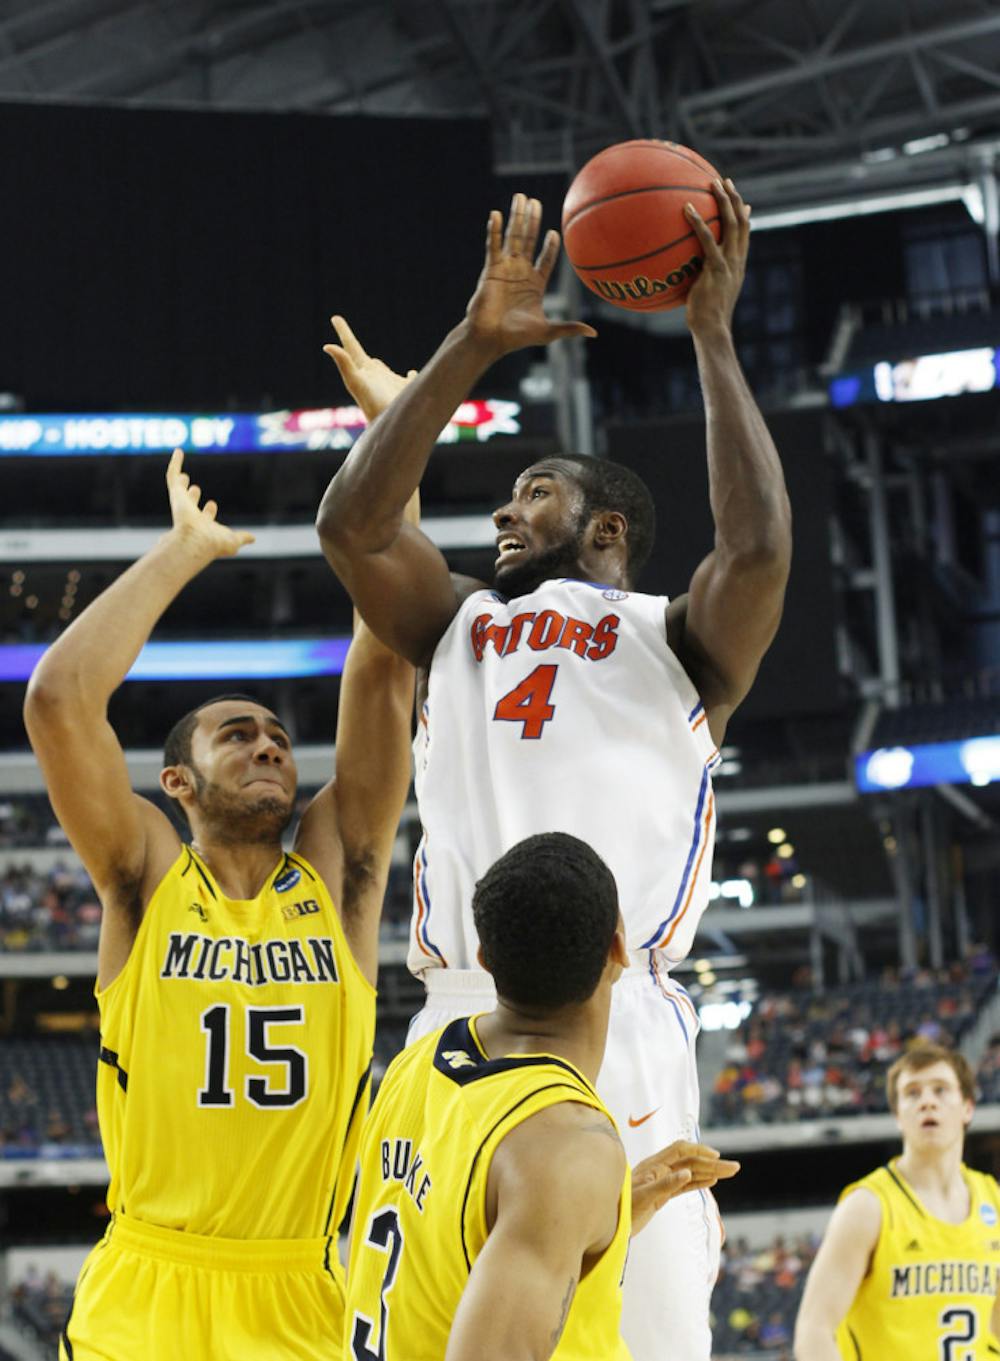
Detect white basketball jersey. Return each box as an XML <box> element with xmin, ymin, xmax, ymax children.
<box><xmin>410</xmin><ymin>578</ymin><xmax>721</xmax><ymax>977</ymax></box>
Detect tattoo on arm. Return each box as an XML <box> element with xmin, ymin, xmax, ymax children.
<box><xmin>550</xmin><ymin>1276</ymin><xmax>576</xmax><ymax>1349</ymax></box>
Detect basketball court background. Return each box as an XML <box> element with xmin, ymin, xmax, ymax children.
<box><xmin>2</xmin><ymin>4</ymin><xmax>1000</xmax><ymax>1358</ymax></box>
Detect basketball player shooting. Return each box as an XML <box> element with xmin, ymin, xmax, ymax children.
<box><xmin>318</xmin><ymin>180</ymin><xmax>791</xmax><ymax>1361</ymax></box>
<box><xmin>24</xmin><ymin>451</ymin><xmax>414</xmax><ymax>1361</ymax></box>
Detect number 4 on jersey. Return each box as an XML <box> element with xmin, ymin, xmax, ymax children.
<box><xmin>493</xmin><ymin>664</ymin><xmax>558</xmax><ymax>740</ymax></box>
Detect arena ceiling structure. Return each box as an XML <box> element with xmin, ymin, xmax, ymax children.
<box><xmin>2</xmin><ymin>0</ymin><xmax>1000</xmax><ymax>237</ymax></box>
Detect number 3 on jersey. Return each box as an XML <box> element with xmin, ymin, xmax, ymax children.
<box><xmin>494</xmin><ymin>664</ymin><xmax>558</xmax><ymax>740</ymax></box>
<box><xmin>352</xmin><ymin>1208</ymin><xmax>404</xmax><ymax>1361</ymax></box>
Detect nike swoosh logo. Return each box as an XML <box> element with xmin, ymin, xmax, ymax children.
<box><xmin>628</xmin><ymin>1108</ymin><xmax>661</xmax><ymax>1128</ymax></box>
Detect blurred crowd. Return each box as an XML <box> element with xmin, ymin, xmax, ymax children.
<box><xmin>712</xmin><ymin>1234</ymin><xmax>816</xmax><ymax>1358</ymax></box>
<box><xmin>2</xmin><ymin>1045</ymin><xmax>101</xmax><ymax>1157</ymax></box>
<box><xmin>0</xmin><ymin>793</ymin><xmax>415</xmax><ymax>952</ymax></box>
<box><xmin>9</xmin><ymin>1267</ymin><xmax>76</xmax><ymax>1352</ymax></box>
<box><xmin>711</xmin><ymin>954</ymin><xmax>998</xmax><ymax>1125</ymax></box>
<box><xmin>0</xmin><ymin>860</ymin><xmax>102</xmax><ymax>952</ymax></box>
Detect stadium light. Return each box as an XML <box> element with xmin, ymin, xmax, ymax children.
<box><xmin>751</xmin><ymin>182</ymin><xmax>982</xmax><ymax>232</ymax></box>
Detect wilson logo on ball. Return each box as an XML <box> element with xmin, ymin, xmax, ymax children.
<box><xmin>590</xmin><ymin>256</ymin><xmax>703</xmax><ymax>305</ymax></box>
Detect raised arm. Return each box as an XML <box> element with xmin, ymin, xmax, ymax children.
<box><xmin>296</xmin><ymin>344</ymin><xmax>417</xmax><ymax>982</ymax></box>
<box><xmin>316</xmin><ymin>195</ymin><xmax>596</xmax><ymax>668</ymax></box>
<box><xmin>445</xmin><ymin>1104</ymin><xmax>625</xmax><ymax>1361</ymax></box>
<box><xmin>793</xmin><ymin>1188</ymin><xmax>881</xmax><ymax>1361</ymax></box>
<box><xmin>665</xmin><ymin>178</ymin><xmax>792</xmax><ymax>746</ymax></box>
<box><xmin>22</xmin><ymin>452</ymin><xmax>254</xmax><ymax>987</ymax></box>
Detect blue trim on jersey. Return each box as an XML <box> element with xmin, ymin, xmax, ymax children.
<box><xmin>673</xmin><ymin>979</ymin><xmax>697</xmax><ymax>1010</ymax></box>
<box><xmin>647</xmin><ymin>956</ymin><xmax>690</xmax><ymax>1043</ymax></box>
<box><xmin>639</xmin><ymin>766</ymin><xmax>710</xmax><ymax>950</ymax></box>
<box><xmin>688</xmin><ymin>700</ymin><xmax>704</xmax><ymax>723</ymax></box>
<box><xmin>416</xmin><ymin>845</ymin><xmax>447</xmax><ymax>965</ymax></box>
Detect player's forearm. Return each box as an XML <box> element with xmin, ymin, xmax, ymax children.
<box><xmin>691</xmin><ymin>326</ymin><xmax>791</xmax><ymax>564</ymax></box>
<box><xmin>25</xmin><ymin>531</ymin><xmax>213</xmax><ymax>716</ymax></box>
<box><xmin>446</xmin><ymin>1303</ymin><xmax>563</xmax><ymax>1361</ymax></box>
<box><xmin>317</xmin><ymin>320</ymin><xmax>494</xmax><ymax>560</ymax></box>
<box><xmin>792</xmin><ymin>1317</ymin><xmax>844</xmax><ymax>1361</ymax></box>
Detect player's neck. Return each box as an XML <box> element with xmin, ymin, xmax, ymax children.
<box><xmin>896</xmin><ymin>1144</ymin><xmax>966</xmax><ymax>1196</ymax></box>
<box><xmin>476</xmin><ymin>999</ymin><xmax>609</xmax><ymax>1087</ymax></box>
<box><xmin>188</xmin><ymin>836</ymin><xmax>285</xmax><ymax>901</ymax></box>
<box><xmin>571</xmin><ymin>554</ymin><xmax>629</xmax><ymax>591</ymax></box>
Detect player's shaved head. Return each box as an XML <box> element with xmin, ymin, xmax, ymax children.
<box><xmin>473</xmin><ymin>832</ymin><xmax>619</xmax><ymax>1009</ymax></box>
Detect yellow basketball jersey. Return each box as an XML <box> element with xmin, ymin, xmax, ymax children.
<box><xmin>836</xmin><ymin>1159</ymin><xmax>1000</xmax><ymax>1360</ymax></box>
<box><xmin>345</xmin><ymin>1015</ymin><xmax>632</xmax><ymax>1361</ymax></box>
<box><xmin>96</xmin><ymin>846</ymin><xmax>374</xmax><ymax>1243</ymax></box>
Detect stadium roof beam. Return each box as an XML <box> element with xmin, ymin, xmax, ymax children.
<box><xmin>47</xmin><ymin>0</ymin><xmax>352</xmax><ymax>100</ymax></box>
<box><xmin>556</xmin><ymin>0</ymin><xmax>646</xmax><ymax>140</ymax></box>
<box><xmin>678</xmin><ymin>11</ymin><xmax>1000</xmax><ymax>113</ymax></box>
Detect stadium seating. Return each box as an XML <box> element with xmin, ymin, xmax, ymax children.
<box><xmin>1</xmin><ymin>1040</ymin><xmax>102</xmax><ymax>1157</ymax></box>
<box><xmin>711</xmin><ymin>1234</ymin><xmax>816</xmax><ymax>1357</ymax></box>
<box><xmin>710</xmin><ymin>966</ymin><xmax>997</xmax><ymax>1126</ymax></box>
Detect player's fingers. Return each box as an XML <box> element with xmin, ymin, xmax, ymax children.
<box><xmin>522</xmin><ymin>197</ymin><xmax>543</xmax><ymax>259</ymax></box>
<box><xmin>331</xmin><ymin>315</ymin><xmax>366</xmax><ymax>362</ymax></box>
<box><xmin>546</xmin><ymin>320</ymin><xmax>598</xmax><ymax>343</ymax></box>
<box><xmin>485</xmin><ymin>209</ymin><xmax>503</xmax><ymax>264</ymax></box>
<box><xmin>166</xmin><ymin>448</ymin><xmax>184</xmax><ymax>484</ymax></box>
<box><xmin>188</xmin><ymin>483</ymin><xmax>202</xmax><ymax>507</ymax></box>
<box><xmin>503</xmin><ymin>192</ymin><xmax>527</xmax><ymax>255</ymax></box>
<box><xmin>683</xmin><ymin>202</ymin><xmax>724</xmax><ymax>265</ymax></box>
<box><xmin>713</xmin><ymin>177</ymin><xmax>738</xmax><ymax>237</ymax></box>
<box><xmin>324</xmin><ymin>347</ymin><xmax>361</xmax><ymax>390</ymax></box>
<box><xmin>535</xmin><ymin>228</ymin><xmax>561</xmax><ymax>283</ymax></box>
<box><xmin>236</xmin><ymin>531</ymin><xmax>255</xmax><ymax>547</ymax></box>
<box><xmin>722</xmin><ymin>178</ymin><xmax>751</xmax><ymax>251</ymax></box>
<box><xmin>685</xmin><ymin>1159</ymin><xmax>740</xmax><ymax>1181</ymax></box>
<box><xmin>202</xmin><ymin>500</ymin><xmax>218</xmax><ymax>521</ymax></box>
<box><xmin>406</xmin><ymin>368</ymin><xmax>418</xmax><ymax>379</ymax></box>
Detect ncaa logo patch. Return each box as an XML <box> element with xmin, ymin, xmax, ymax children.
<box><xmin>980</xmin><ymin>1203</ymin><xmax>998</xmax><ymax>1226</ymax></box>
<box><xmin>274</xmin><ymin>867</ymin><xmax>302</xmax><ymax>894</ymax></box>
<box><xmin>603</xmin><ymin>588</ymin><xmax>628</xmax><ymax>602</ymax></box>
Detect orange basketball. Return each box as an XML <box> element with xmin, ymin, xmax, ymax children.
<box><xmin>561</xmin><ymin>140</ymin><xmax>722</xmax><ymax>312</ymax></box>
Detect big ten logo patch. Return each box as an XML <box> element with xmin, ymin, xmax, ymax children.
<box><xmin>471</xmin><ymin>609</ymin><xmax>619</xmax><ymax>663</ymax></box>
<box><xmin>281</xmin><ymin>898</ymin><xmax>321</xmax><ymax>922</ymax></box>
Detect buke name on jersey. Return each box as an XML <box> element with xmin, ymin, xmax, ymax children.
<box><xmin>380</xmin><ymin>1138</ymin><xmax>432</xmax><ymax>1211</ymax></box>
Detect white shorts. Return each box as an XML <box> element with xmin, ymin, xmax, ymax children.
<box><xmin>409</xmin><ymin>957</ymin><xmax>722</xmax><ymax>1361</ymax></box>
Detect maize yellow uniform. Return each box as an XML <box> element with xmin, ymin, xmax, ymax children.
<box><xmin>836</xmin><ymin>1158</ymin><xmax>1000</xmax><ymax>1360</ymax></box>
<box><xmin>345</xmin><ymin>1014</ymin><xmax>632</xmax><ymax>1361</ymax></box>
<box><xmin>60</xmin><ymin>846</ymin><xmax>374</xmax><ymax>1361</ymax></box>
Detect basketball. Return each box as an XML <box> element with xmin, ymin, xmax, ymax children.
<box><xmin>561</xmin><ymin>139</ymin><xmax>723</xmax><ymax>312</ymax></box>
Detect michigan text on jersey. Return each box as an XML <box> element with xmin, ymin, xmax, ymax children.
<box><xmin>159</xmin><ymin>932</ymin><xmax>339</xmax><ymax>986</ymax></box>
<box><xmin>889</xmin><ymin>1261</ymin><xmax>1000</xmax><ymax>1297</ymax></box>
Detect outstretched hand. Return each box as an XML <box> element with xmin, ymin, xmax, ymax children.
<box><xmin>630</xmin><ymin>1139</ymin><xmax>740</xmax><ymax>1236</ymax></box>
<box><xmin>165</xmin><ymin>449</ymin><xmax>255</xmax><ymax>560</ymax></box>
<box><xmin>324</xmin><ymin>316</ymin><xmax>417</xmax><ymax>424</ymax></box>
<box><xmin>684</xmin><ymin>177</ymin><xmax>752</xmax><ymax>336</ymax></box>
<box><xmin>465</xmin><ymin>193</ymin><xmax>597</xmax><ymax>359</ymax></box>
